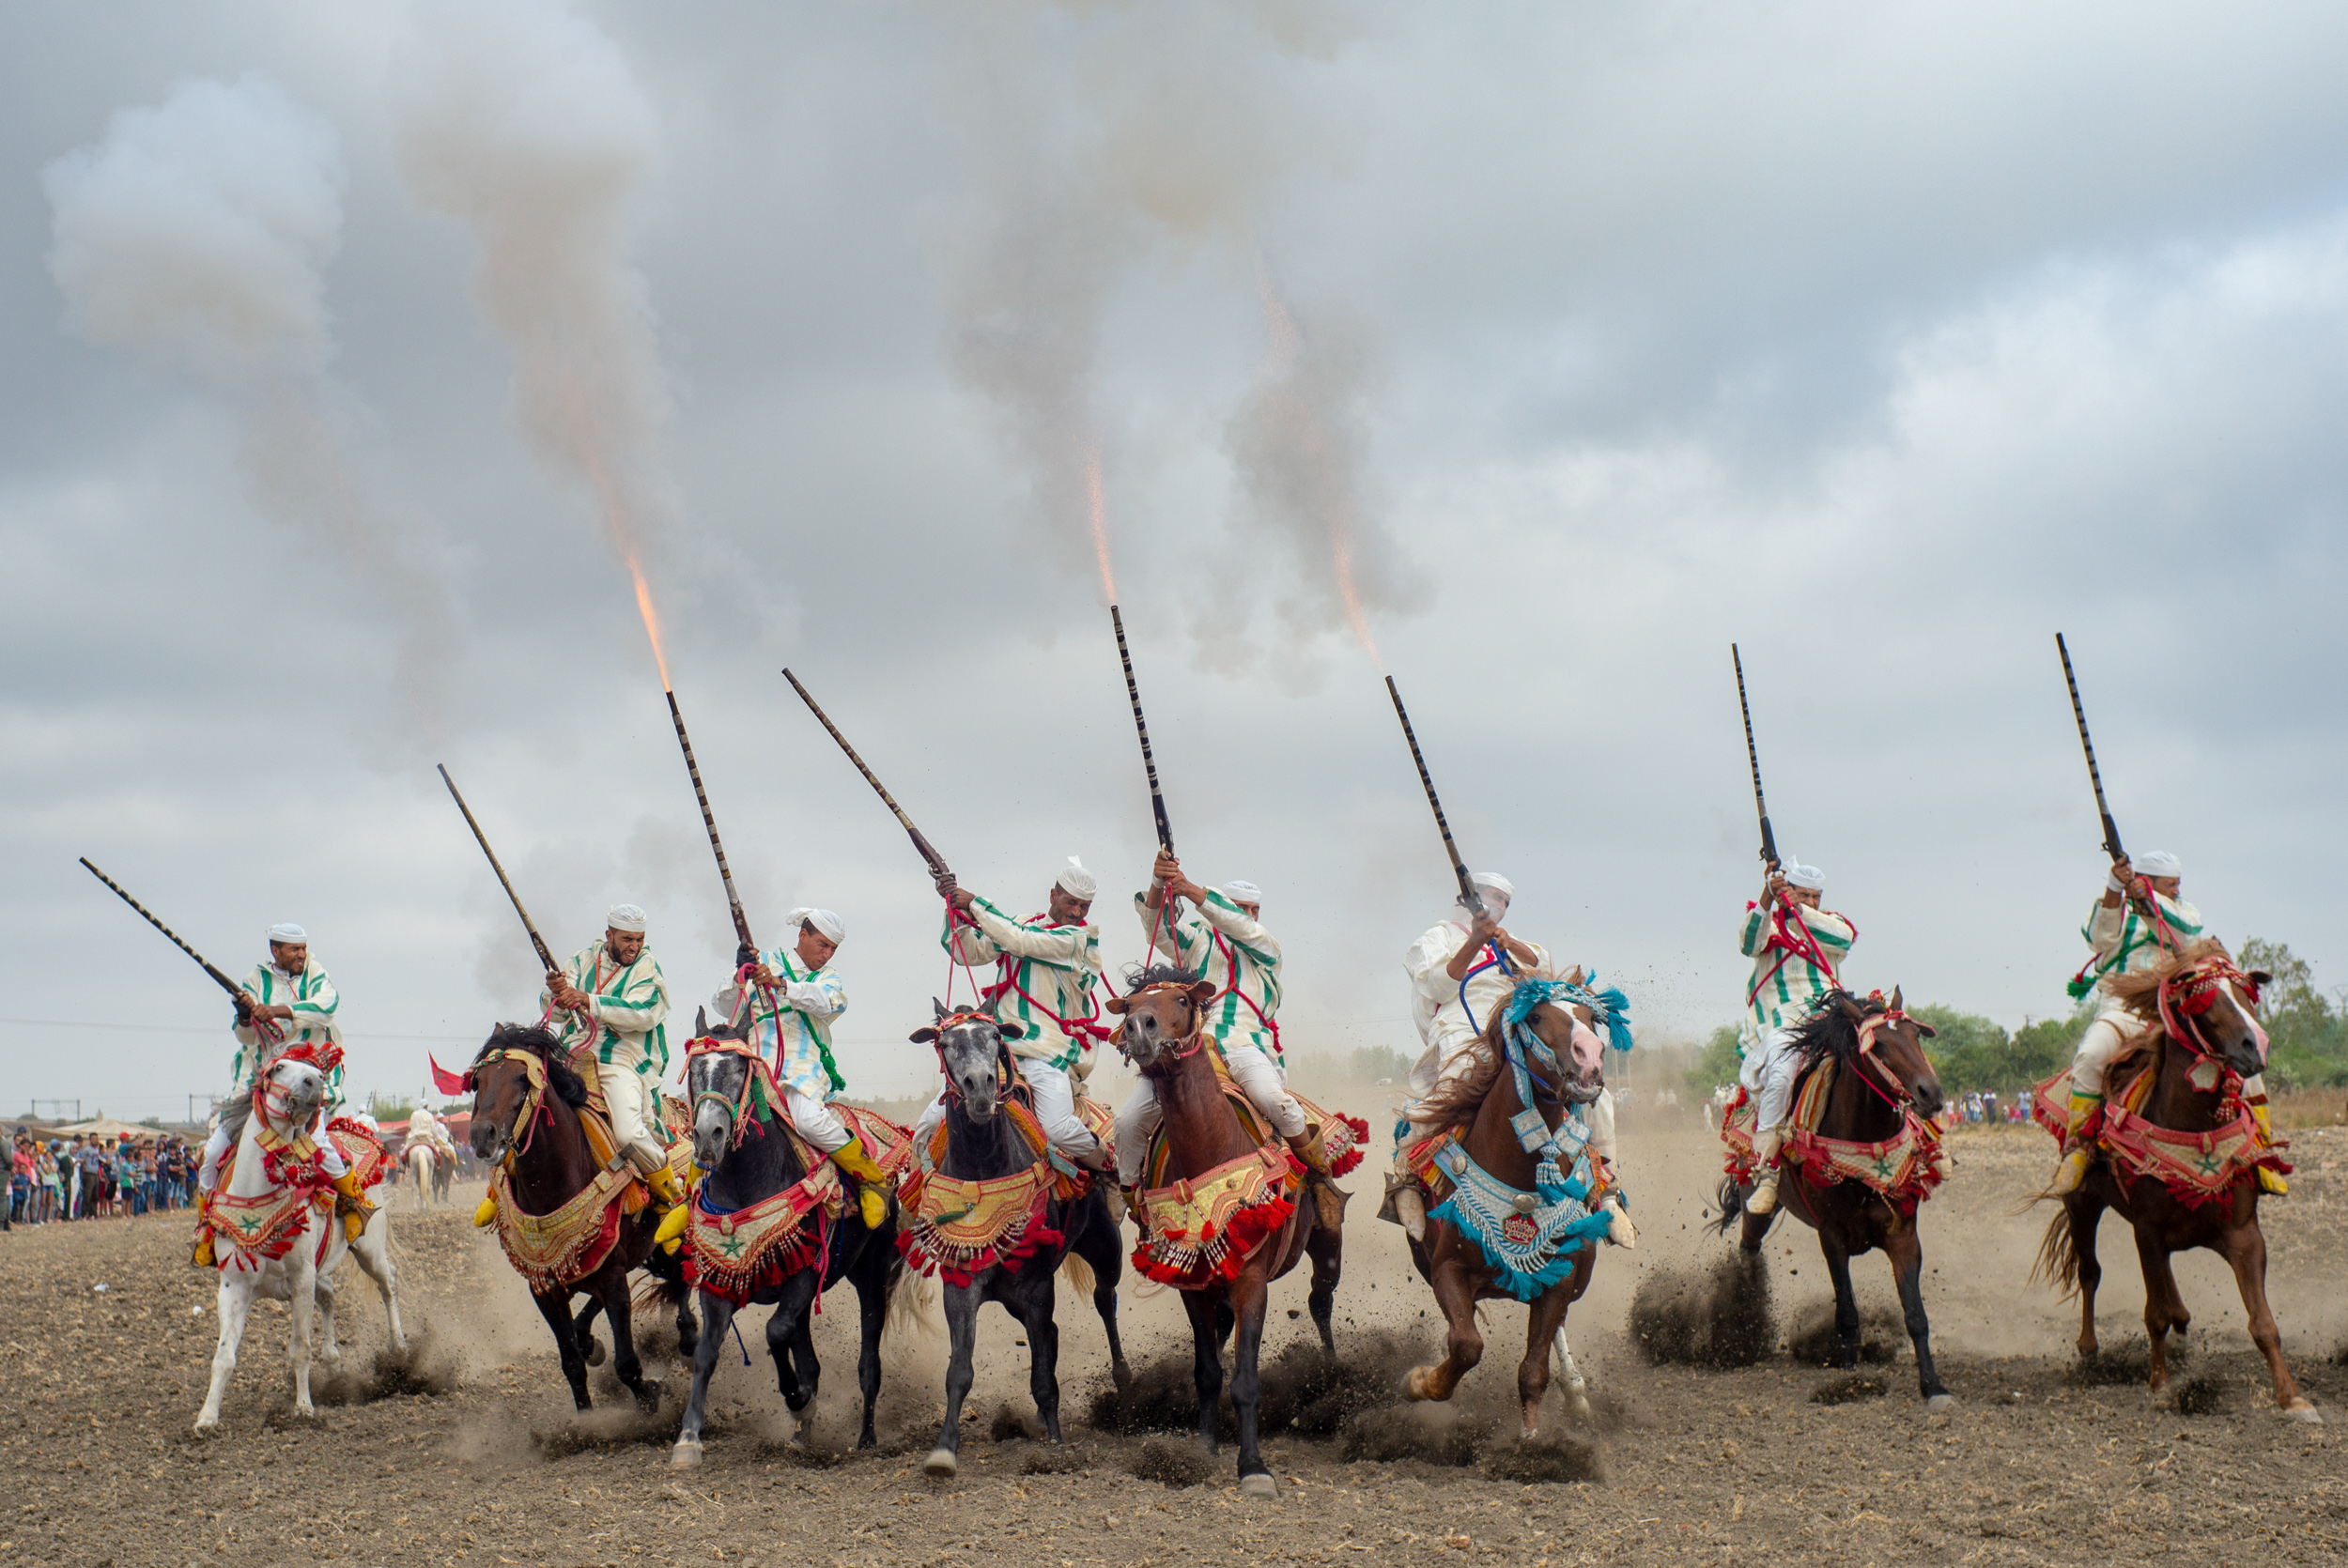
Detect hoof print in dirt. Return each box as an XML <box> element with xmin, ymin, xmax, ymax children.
<box><xmin>1130</xmin><ymin>1438</ymin><xmax>1213</xmax><ymax>1488</ymax></box>
<box><xmin>1809</xmin><ymin>1375</ymin><xmax>1889</xmax><ymax>1406</ymax></box>
<box><xmin>1484</xmin><ymin>1436</ymin><xmax>1602</xmax><ymax>1485</ymax></box>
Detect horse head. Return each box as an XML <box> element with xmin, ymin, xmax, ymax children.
<box><xmin>1105</xmin><ymin>965</ymin><xmax>1214</xmax><ymax>1075</ymax></box>
<box><xmin>911</xmin><ymin>1000</ymin><xmax>1023</xmax><ymax>1119</ymax></box>
<box><xmin>1816</xmin><ymin>988</ymin><xmax>1945</xmax><ymax>1119</ymax></box>
<box><xmin>2111</xmin><ymin>939</ymin><xmax>2270</xmax><ymax>1084</ymax></box>
<box><xmin>686</xmin><ymin>1006</ymin><xmax>758</xmax><ymax>1170</ymax></box>
<box><xmin>257</xmin><ymin>1054</ymin><xmax>328</xmax><ymax>1137</ymax></box>
<box><xmin>467</xmin><ymin>1022</ymin><xmax>585</xmax><ymax>1163</ymax></box>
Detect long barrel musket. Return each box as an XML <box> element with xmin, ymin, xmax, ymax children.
<box><xmin>436</xmin><ymin>764</ymin><xmax>560</xmax><ymax>975</ymax></box>
<box><xmin>1109</xmin><ymin>605</ymin><xmax>1175</xmax><ymax>858</ymax></box>
<box><xmin>2056</xmin><ymin>633</ymin><xmax>2126</xmax><ymax>865</ymax></box>
<box><xmin>781</xmin><ymin>668</ymin><xmax>953</xmax><ymax>881</ymax></box>
<box><xmin>1731</xmin><ymin>644</ymin><xmax>1780</xmax><ymax>870</ymax></box>
<box><xmin>664</xmin><ymin>688</ymin><xmax>756</xmax><ymax>959</ymax></box>
<box><xmin>79</xmin><ymin>856</ymin><xmax>278</xmax><ymax>1041</ymax></box>
<box><xmin>1384</xmin><ymin>675</ymin><xmax>1485</xmax><ymax>918</ymax></box>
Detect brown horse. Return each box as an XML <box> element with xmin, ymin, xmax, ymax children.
<box><xmin>467</xmin><ymin>1023</ymin><xmax>692</xmax><ymax>1411</ymax></box>
<box><xmin>1716</xmin><ymin>990</ymin><xmax>1954</xmax><ymax>1407</ymax></box>
<box><xmin>1398</xmin><ymin>978</ymin><xmax>1630</xmax><ymax>1438</ymax></box>
<box><xmin>2033</xmin><ymin>942</ymin><xmax>2318</xmax><ymax>1420</ymax></box>
<box><xmin>1111</xmin><ymin>970</ymin><xmax>1343</xmax><ymax>1499</ymax></box>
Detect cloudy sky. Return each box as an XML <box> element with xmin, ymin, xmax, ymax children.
<box><xmin>5</xmin><ymin>1</ymin><xmax>2343</xmax><ymax>1120</ymax></box>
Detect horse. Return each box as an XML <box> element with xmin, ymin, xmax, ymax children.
<box><xmin>1112</xmin><ymin>970</ymin><xmax>1344</xmax><ymax>1498</ymax></box>
<box><xmin>467</xmin><ymin>1023</ymin><xmax>693</xmax><ymax>1412</ymax></box>
<box><xmin>670</xmin><ymin>1009</ymin><xmax>915</xmax><ymax>1465</ymax></box>
<box><xmin>1392</xmin><ymin>976</ymin><xmax>1630</xmax><ymax>1441</ymax></box>
<box><xmin>194</xmin><ymin>1052</ymin><xmax>406</xmax><ymax>1431</ymax></box>
<box><xmin>1715</xmin><ymin>989</ymin><xmax>1954</xmax><ymax>1407</ymax></box>
<box><xmin>907</xmin><ymin>1003</ymin><xmax>1130</xmax><ymax>1481</ymax></box>
<box><xmin>2033</xmin><ymin>941</ymin><xmax>2319</xmax><ymax>1420</ymax></box>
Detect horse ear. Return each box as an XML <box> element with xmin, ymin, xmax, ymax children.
<box><xmin>909</xmin><ymin>1027</ymin><xmax>939</xmax><ymax>1044</ymax></box>
<box><xmin>695</xmin><ymin>1006</ymin><xmax>710</xmax><ymax>1036</ymax></box>
<box><xmin>1187</xmin><ymin>981</ymin><xmax>1216</xmax><ymax>1008</ymax></box>
<box><xmin>996</xmin><ymin>1021</ymin><xmax>1026</xmax><ymax>1041</ymax></box>
<box><xmin>934</xmin><ymin>998</ymin><xmax>950</xmax><ymax>1022</ymax></box>
<box><xmin>1910</xmin><ymin>1020</ymin><xmax>1938</xmax><ymax>1039</ymax></box>
<box><xmin>1888</xmin><ymin>985</ymin><xmax>1904</xmax><ymax>1013</ymax></box>
<box><xmin>1104</xmin><ymin>993</ymin><xmax>1131</xmax><ymax>1015</ymax></box>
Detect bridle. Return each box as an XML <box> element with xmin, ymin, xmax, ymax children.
<box><xmin>1114</xmin><ymin>983</ymin><xmax>1211</xmax><ymax>1077</ymax></box>
<box><xmin>686</xmin><ymin>1034</ymin><xmax>779</xmax><ymax>1152</ymax></box>
<box><xmin>2155</xmin><ymin>957</ymin><xmax>2264</xmax><ymax>1068</ymax></box>
<box><xmin>932</xmin><ymin>1011</ymin><xmax>1017</xmax><ymax>1112</ymax></box>
<box><xmin>471</xmin><ymin>1046</ymin><xmax>552</xmax><ymax>1164</ymax></box>
<box><xmin>1846</xmin><ymin>1001</ymin><xmax>1924</xmax><ymax>1112</ymax></box>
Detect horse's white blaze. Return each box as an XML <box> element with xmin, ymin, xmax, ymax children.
<box><xmin>2219</xmin><ymin>991</ymin><xmax>2271</xmax><ymax>1064</ymax></box>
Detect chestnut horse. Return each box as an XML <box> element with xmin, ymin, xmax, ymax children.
<box><xmin>467</xmin><ymin>1023</ymin><xmax>692</xmax><ymax>1411</ymax></box>
<box><xmin>1399</xmin><ymin>977</ymin><xmax>1630</xmax><ymax>1439</ymax></box>
<box><xmin>1112</xmin><ymin>971</ymin><xmax>1343</xmax><ymax>1499</ymax></box>
<box><xmin>2033</xmin><ymin>941</ymin><xmax>2319</xmax><ymax>1420</ymax></box>
<box><xmin>1716</xmin><ymin>990</ymin><xmax>1954</xmax><ymax>1407</ymax></box>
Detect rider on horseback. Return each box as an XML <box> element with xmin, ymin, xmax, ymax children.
<box><xmin>1117</xmin><ymin>853</ymin><xmax>1328</xmax><ymax>1194</ymax></box>
<box><xmin>479</xmin><ymin>905</ymin><xmax>687</xmax><ymax>1228</ymax></box>
<box><xmin>706</xmin><ymin>907</ymin><xmax>894</xmax><ymax>1230</ymax></box>
<box><xmin>192</xmin><ymin>924</ymin><xmax>375</xmax><ymax>1267</ymax></box>
<box><xmin>1737</xmin><ymin>859</ymin><xmax>1857</xmax><ymax>1216</ymax></box>
<box><xmin>916</xmin><ymin>859</ymin><xmax>1111</xmax><ymax>1172</ymax></box>
<box><xmin>2053</xmin><ymin>851</ymin><xmax>2281</xmax><ymax>1196</ymax></box>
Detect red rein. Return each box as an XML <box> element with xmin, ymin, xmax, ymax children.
<box><xmin>2156</xmin><ymin>959</ymin><xmax>2263</xmax><ymax>1063</ymax></box>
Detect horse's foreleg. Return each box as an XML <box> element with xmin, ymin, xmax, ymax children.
<box><xmin>534</xmin><ymin>1288</ymin><xmax>592</xmax><ymax>1410</ymax></box>
<box><xmin>854</xmin><ymin>1255</ymin><xmax>889</xmax><ymax>1449</ymax></box>
<box><xmin>352</xmin><ymin>1216</ymin><xmax>407</xmax><ymax>1352</ymax></box>
<box><xmin>672</xmin><ymin>1292</ymin><xmax>734</xmax><ymax>1467</ymax></box>
<box><xmin>1017</xmin><ymin>1274</ymin><xmax>1065</xmax><ymax>1444</ymax></box>
<box><xmin>2219</xmin><ymin>1219</ymin><xmax>2319</xmax><ymax>1421</ymax></box>
<box><xmin>2130</xmin><ymin>1227</ymin><xmax>2186</xmax><ymax>1393</ymax></box>
<box><xmin>601</xmin><ymin>1269</ymin><xmax>657</xmax><ymax>1412</ymax></box>
<box><xmin>1404</xmin><ymin>1244</ymin><xmax>1484</xmax><ymax>1404</ymax></box>
<box><xmin>572</xmin><ymin>1295</ymin><xmax>608</xmax><ymax>1368</ymax></box>
<box><xmin>1517</xmin><ymin>1287</ymin><xmax>1573</xmax><ymax>1439</ymax></box>
<box><xmin>2069</xmin><ymin>1195</ymin><xmax>2105</xmax><ymax>1360</ymax></box>
<box><xmin>1552</xmin><ymin>1326</ymin><xmax>1593</xmax><ymax>1423</ymax></box>
<box><xmin>1305</xmin><ymin>1209</ymin><xmax>1344</xmax><ymax>1360</ymax></box>
<box><xmin>286</xmin><ymin>1249</ymin><xmax>319</xmax><ymax>1416</ymax></box>
<box><xmin>1183</xmin><ymin>1292</ymin><xmax>1227</xmax><ymax>1453</ymax></box>
<box><xmin>313</xmin><ymin>1257</ymin><xmax>342</xmax><ymax>1368</ymax></box>
<box><xmin>766</xmin><ymin>1272</ymin><xmax>824</xmax><ymax>1442</ymax></box>
<box><xmin>1073</xmin><ymin>1204</ymin><xmax>1133</xmax><ymax>1389</ymax></box>
<box><xmin>1820</xmin><ymin>1241</ymin><xmax>1861</xmax><ymax>1371</ymax></box>
<box><xmin>1883</xmin><ymin>1227</ymin><xmax>1950</xmax><ymax>1407</ymax></box>
<box><xmin>1228</xmin><ymin>1270</ymin><xmax>1276</xmax><ymax>1497</ymax></box>
<box><xmin>195</xmin><ymin>1271</ymin><xmax>259</xmax><ymax>1431</ymax></box>
<box><xmin>925</xmin><ymin>1283</ymin><xmax>981</xmax><ymax>1479</ymax></box>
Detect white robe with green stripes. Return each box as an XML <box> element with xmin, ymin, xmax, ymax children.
<box><xmin>541</xmin><ymin>941</ymin><xmax>672</xmax><ymax>1084</ymax></box>
<box><xmin>232</xmin><ymin>961</ymin><xmax>344</xmax><ymax>1100</ymax></box>
<box><xmin>709</xmin><ymin>948</ymin><xmax>848</xmax><ymax>1101</ymax></box>
<box><xmin>1135</xmin><ymin>889</ymin><xmax>1283</xmax><ymax>1060</ymax></box>
<box><xmin>942</xmin><ymin>897</ymin><xmax>1103</xmax><ymax>1074</ymax></box>
<box><xmin>1737</xmin><ymin>902</ymin><xmax>1857</xmax><ymax>1054</ymax></box>
<box><xmin>2080</xmin><ymin>892</ymin><xmax>2204</xmax><ymax>999</ymax></box>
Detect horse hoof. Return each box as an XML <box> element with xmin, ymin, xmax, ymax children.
<box><xmin>1239</xmin><ymin>1472</ymin><xmax>1279</xmax><ymax>1500</ymax></box>
<box><xmin>1402</xmin><ymin>1367</ymin><xmax>1436</xmax><ymax>1403</ymax></box>
<box><xmin>2283</xmin><ymin>1401</ymin><xmax>2324</xmax><ymax>1424</ymax></box>
<box><xmin>671</xmin><ymin>1438</ymin><xmax>703</xmax><ymax>1468</ymax></box>
<box><xmin>923</xmin><ymin>1448</ymin><xmax>959</xmax><ymax>1480</ymax></box>
<box><xmin>582</xmin><ymin>1338</ymin><xmax>606</xmax><ymax>1368</ymax></box>
<box><xmin>1925</xmin><ymin>1394</ymin><xmax>1957</xmax><ymax>1416</ymax></box>
<box><xmin>791</xmin><ymin>1416</ymin><xmax>813</xmax><ymax>1448</ymax></box>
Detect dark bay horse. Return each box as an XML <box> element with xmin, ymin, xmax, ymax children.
<box><xmin>1399</xmin><ymin>978</ymin><xmax>1628</xmax><ymax>1440</ymax></box>
<box><xmin>1112</xmin><ymin>971</ymin><xmax>1343</xmax><ymax>1499</ymax></box>
<box><xmin>2034</xmin><ymin>941</ymin><xmax>2318</xmax><ymax>1420</ymax></box>
<box><xmin>671</xmin><ymin>1010</ymin><xmax>911</xmax><ymax>1465</ymax></box>
<box><xmin>1716</xmin><ymin>990</ymin><xmax>1953</xmax><ymax>1407</ymax></box>
<box><xmin>468</xmin><ymin>1023</ymin><xmax>692</xmax><ymax>1411</ymax></box>
<box><xmin>909</xmin><ymin>1004</ymin><xmax>1130</xmax><ymax>1480</ymax></box>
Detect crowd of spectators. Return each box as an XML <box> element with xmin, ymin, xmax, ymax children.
<box><xmin>8</xmin><ymin>1129</ymin><xmax>197</xmax><ymax>1229</ymax></box>
<box><xmin>1950</xmin><ymin>1090</ymin><xmax>2032</xmax><ymax>1126</ymax></box>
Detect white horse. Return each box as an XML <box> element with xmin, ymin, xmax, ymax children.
<box><xmin>194</xmin><ymin>1056</ymin><xmax>406</xmax><ymax>1431</ymax></box>
<box><xmin>405</xmin><ymin>1107</ymin><xmax>455</xmax><ymax>1207</ymax></box>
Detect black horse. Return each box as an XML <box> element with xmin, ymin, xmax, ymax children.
<box><xmin>911</xmin><ymin>1003</ymin><xmax>1131</xmax><ymax>1480</ymax></box>
<box><xmin>670</xmin><ymin>1009</ymin><xmax>911</xmax><ymax>1464</ymax></box>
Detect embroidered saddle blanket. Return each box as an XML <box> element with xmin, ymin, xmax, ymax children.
<box><xmin>2031</xmin><ymin>1062</ymin><xmax>2288</xmax><ymax>1207</ymax></box>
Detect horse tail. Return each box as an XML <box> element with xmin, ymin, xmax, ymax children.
<box><xmin>631</xmin><ymin>1261</ymin><xmax>689</xmax><ymax>1313</ymax></box>
<box><xmin>888</xmin><ymin>1261</ymin><xmax>939</xmax><ymax>1341</ymax></box>
<box><xmin>1059</xmin><ymin>1252</ymin><xmax>1097</xmax><ymax>1299</ymax></box>
<box><xmin>2030</xmin><ymin>1205</ymin><xmax>2081</xmax><ymax>1299</ymax></box>
<box><xmin>1708</xmin><ymin>1174</ymin><xmax>1746</xmax><ymax>1237</ymax></box>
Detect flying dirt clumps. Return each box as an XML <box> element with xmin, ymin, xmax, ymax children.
<box><xmin>1483</xmin><ymin>1436</ymin><xmax>1603</xmax><ymax>1485</ymax></box>
<box><xmin>1130</xmin><ymin>1438</ymin><xmax>1213</xmax><ymax>1488</ymax></box>
<box><xmin>1630</xmin><ymin>1254</ymin><xmax>1776</xmax><ymax>1368</ymax></box>
<box><xmin>1808</xmin><ymin>1375</ymin><xmax>1890</xmax><ymax>1406</ymax></box>
<box><xmin>1088</xmin><ymin>1330</ymin><xmax>1429</xmax><ymax>1440</ymax></box>
<box><xmin>1339</xmin><ymin>1407</ymin><xmax>1488</xmax><ymax>1467</ymax></box>
<box><xmin>1785</xmin><ymin>1300</ymin><xmax>1901</xmax><ymax>1366</ymax></box>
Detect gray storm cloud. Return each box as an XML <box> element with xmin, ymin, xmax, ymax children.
<box><xmin>42</xmin><ymin>72</ymin><xmax>456</xmax><ymax>743</ymax></box>
<box><xmin>391</xmin><ymin>0</ymin><xmax>677</xmax><ymax>653</ymax></box>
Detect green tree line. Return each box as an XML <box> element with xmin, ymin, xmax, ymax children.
<box><xmin>1682</xmin><ymin>938</ymin><xmax>2346</xmax><ymax>1097</ymax></box>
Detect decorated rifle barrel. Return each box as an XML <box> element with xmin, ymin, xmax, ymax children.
<box><xmin>1109</xmin><ymin>605</ymin><xmax>1175</xmax><ymax>857</ymax></box>
<box><xmin>781</xmin><ymin>668</ymin><xmax>952</xmax><ymax>880</ymax></box>
<box><xmin>77</xmin><ymin>857</ymin><xmax>245</xmax><ymax>998</ymax></box>
<box><xmin>2055</xmin><ymin>633</ymin><xmax>2126</xmax><ymax>863</ymax></box>
<box><xmin>1384</xmin><ymin>675</ymin><xmax>1484</xmax><ymax>917</ymax></box>
<box><xmin>434</xmin><ymin>765</ymin><xmax>560</xmax><ymax>975</ymax></box>
<box><xmin>665</xmin><ymin>688</ymin><xmax>756</xmax><ymax>955</ymax></box>
<box><xmin>1731</xmin><ymin>643</ymin><xmax>1779</xmax><ymax>869</ymax></box>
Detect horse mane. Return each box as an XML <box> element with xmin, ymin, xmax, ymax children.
<box><xmin>215</xmin><ymin>1087</ymin><xmax>255</xmax><ymax>1155</ymax></box>
<box><xmin>2105</xmin><ymin>936</ymin><xmax>2232</xmax><ymax>1022</ymax></box>
<box><xmin>474</xmin><ymin>1022</ymin><xmax>590</xmax><ymax>1108</ymax></box>
<box><xmin>1121</xmin><ymin>961</ymin><xmax>1202</xmax><ymax>993</ymax></box>
<box><xmin>1789</xmin><ymin>991</ymin><xmax>1872</xmax><ymax>1073</ymax></box>
<box><xmin>1413</xmin><ymin>1011</ymin><xmax>1508</xmax><ymax>1132</ymax></box>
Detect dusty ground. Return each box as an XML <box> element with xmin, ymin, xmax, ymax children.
<box><xmin>6</xmin><ymin>1118</ymin><xmax>2347</xmax><ymax>1568</ymax></box>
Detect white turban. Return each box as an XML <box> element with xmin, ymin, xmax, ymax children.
<box><xmin>2133</xmin><ymin>850</ymin><xmax>2182</xmax><ymax>879</ymax></box>
<box><xmin>1470</xmin><ymin>871</ymin><xmax>1514</xmax><ymax>903</ymax></box>
<box><xmin>788</xmin><ymin>907</ymin><xmax>847</xmax><ymax>945</ymax></box>
<box><xmin>606</xmin><ymin>903</ymin><xmax>649</xmax><ymax>933</ymax></box>
<box><xmin>266</xmin><ymin>923</ymin><xmax>307</xmax><ymax>944</ymax></box>
<box><xmin>1055</xmin><ymin>856</ymin><xmax>1098</xmax><ymax>900</ymax></box>
<box><xmin>1782</xmin><ymin>861</ymin><xmax>1826</xmax><ymax>891</ymax></box>
<box><xmin>1220</xmin><ymin>880</ymin><xmax>1264</xmax><ymax>907</ymax></box>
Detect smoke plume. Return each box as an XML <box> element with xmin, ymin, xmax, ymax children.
<box><xmin>43</xmin><ymin>73</ymin><xmax>456</xmax><ymax>739</ymax></box>
<box><xmin>391</xmin><ymin>0</ymin><xmax>677</xmax><ymax>665</ymax></box>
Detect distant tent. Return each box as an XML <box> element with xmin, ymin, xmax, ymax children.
<box><xmin>49</xmin><ymin>1116</ymin><xmax>162</xmax><ymax>1139</ymax></box>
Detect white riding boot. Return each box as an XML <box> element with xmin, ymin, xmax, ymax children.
<box><xmin>1747</xmin><ymin>1129</ymin><xmax>1784</xmax><ymax>1216</ymax></box>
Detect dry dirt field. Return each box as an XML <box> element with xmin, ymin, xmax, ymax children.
<box><xmin>6</xmin><ymin>1118</ymin><xmax>2346</xmax><ymax>1568</ymax></box>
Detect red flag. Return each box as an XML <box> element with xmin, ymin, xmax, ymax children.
<box><xmin>429</xmin><ymin>1053</ymin><xmax>471</xmax><ymax>1098</ymax></box>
